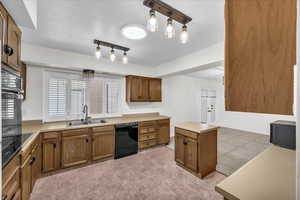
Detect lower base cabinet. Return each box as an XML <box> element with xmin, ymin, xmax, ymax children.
<box><xmin>157</xmin><ymin>119</ymin><xmax>170</xmax><ymax>145</ymax></box>
<box><xmin>175</xmin><ymin>127</ymin><xmax>217</xmax><ymax>178</ymax></box>
<box><xmin>42</xmin><ymin>139</ymin><xmax>60</xmax><ymax>172</ymax></box>
<box><xmin>61</xmin><ymin>129</ymin><xmax>90</xmax><ymax>168</ymax></box>
<box><xmin>91</xmin><ymin>126</ymin><xmax>115</xmax><ymax>161</ymax></box>
<box><xmin>21</xmin><ymin>156</ymin><xmax>32</xmax><ymax>200</ymax></box>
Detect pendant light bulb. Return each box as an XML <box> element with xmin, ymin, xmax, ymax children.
<box><xmin>165</xmin><ymin>18</ymin><xmax>175</xmax><ymax>39</ymax></box>
<box><xmin>110</xmin><ymin>48</ymin><xmax>116</xmax><ymax>62</ymax></box>
<box><xmin>147</xmin><ymin>9</ymin><xmax>158</xmax><ymax>32</ymax></box>
<box><xmin>95</xmin><ymin>45</ymin><xmax>101</xmax><ymax>59</ymax></box>
<box><xmin>180</xmin><ymin>25</ymin><xmax>189</xmax><ymax>44</ymax></box>
<box><xmin>122</xmin><ymin>51</ymin><xmax>128</xmax><ymax>64</ymax></box>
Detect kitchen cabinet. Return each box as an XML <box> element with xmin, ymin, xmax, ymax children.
<box><xmin>6</xmin><ymin>15</ymin><xmax>21</xmax><ymax>71</ymax></box>
<box><xmin>31</xmin><ymin>144</ymin><xmax>42</xmax><ymax>189</ymax></box>
<box><xmin>138</xmin><ymin>121</ymin><xmax>157</xmax><ymax>149</ymax></box>
<box><xmin>157</xmin><ymin>119</ymin><xmax>170</xmax><ymax>145</ymax></box>
<box><xmin>2</xmin><ymin>154</ymin><xmax>21</xmax><ymax>200</ymax></box>
<box><xmin>149</xmin><ymin>78</ymin><xmax>162</xmax><ymax>102</ymax></box>
<box><xmin>21</xmin><ymin>135</ymin><xmax>41</xmax><ymax>200</ymax></box>
<box><xmin>224</xmin><ymin>0</ymin><xmax>296</xmax><ymax>115</ymax></box>
<box><xmin>21</xmin><ymin>156</ymin><xmax>32</xmax><ymax>200</ymax></box>
<box><xmin>126</xmin><ymin>75</ymin><xmax>149</xmax><ymax>102</ymax></box>
<box><xmin>91</xmin><ymin>126</ymin><xmax>115</xmax><ymax>161</ymax></box>
<box><xmin>20</xmin><ymin>62</ymin><xmax>27</xmax><ymax>100</ymax></box>
<box><xmin>61</xmin><ymin>129</ymin><xmax>90</xmax><ymax>168</ymax></box>
<box><xmin>126</xmin><ymin>75</ymin><xmax>162</xmax><ymax>102</ymax></box>
<box><xmin>0</xmin><ymin>2</ymin><xmax>7</xmax><ymax>63</ymax></box>
<box><xmin>42</xmin><ymin>132</ymin><xmax>61</xmax><ymax>172</ymax></box>
<box><xmin>175</xmin><ymin>134</ymin><xmax>197</xmax><ymax>171</ymax></box>
<box><xmin>175</xmin><ymin>125</ymin><xmax>217</xmax><ymax>178</ymax></box>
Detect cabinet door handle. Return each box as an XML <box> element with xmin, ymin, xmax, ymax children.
<box><xmin>30</xmin><ymin>157</ymin><xmax>36</xmax><ymax>165</ymax></box>
<box><xmin>53</xmin><ymin>143</ymin><xmax>56</xmax><ymax>148</ymax></box>
<box><xmin>86</xmin><ymin>138</ymin><xmax>89</xmax><ymax>143</ymax></box>
<box><xmin>4</xmin><ymin>45</ymin><xmax>13</xmax><ymax>56</ymax></box>
<box><xmin>183</xmin><ymin>141</ymin><xmax>187</xmax><ymax>145</ymax></box>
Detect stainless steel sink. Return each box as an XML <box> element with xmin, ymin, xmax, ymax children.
<box><xmin>68</xmin><ymin>119</ymin><xmax>107</xmax><ymax>126</ymax></box>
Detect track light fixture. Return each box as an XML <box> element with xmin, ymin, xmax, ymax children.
<box><xmin>94</xmin><ymin>40</ymin><xmax>130</xmax><ymax>64</ymax></box>
<box><xmin>95</xmin><ymin>44</ymin><xmax>101</xmax><ymax>59</ymax></box>
<box><xmin>165</xmin><ymin>18</ymin><xmax>175</xmax><ymax>39</ymax></box>
<box><xmin>180</xmin><ymin>24</ymin><xmax>189</xmax><ymax>44</ymax></box>
<box><xmin>122</xmin><ymin>51</ymin><xmax>128</xmax><ymax>64</ymax></box>
<box><xmin>143</xmin><ymin>0</ymin><xmax>192</xmax><ymax>43</ymax></box>
<box><xmin>147</xmin><ymin>9</ymin><xmax>158</xmax><ymax>32</ymax></box>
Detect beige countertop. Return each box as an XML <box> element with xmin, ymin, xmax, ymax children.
<box><xmin>21</xmin><ymin>113</ymin><xmax>170</xmax><ymax>150</ymax></box>
<box><xmin>174</xmin><ymin>122</ymin><xmax>218</xmax><ymax>134</ymax></box>
<box><xmin>215</xmin><ymin>145</ymin><xmax>296</xmax><ymax>200</ymax></box>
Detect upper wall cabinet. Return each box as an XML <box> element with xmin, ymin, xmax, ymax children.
<box><xmin>0</xmin><ymin>2</ymin><xmax>22</xmax><ymax>72</ymax></box>
<box><xmin>0</xmin><ymin>3</ymin><xmax>7</xmax><ymax>63</ymax></box>
<box><xmin>126</xmin><ymin>75</ymin><xmax>162</xmax><ymax>102</ymax></box>
<box><xmin>224</xmin><ymin>0</ymin><xmax>296</xmax><ymax>115</ymax></box>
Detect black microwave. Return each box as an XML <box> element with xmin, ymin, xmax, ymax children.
<box><xmin>270</xmin><ymin>120</ymin><xmax>296</xmax><ymax>150</ymax></box>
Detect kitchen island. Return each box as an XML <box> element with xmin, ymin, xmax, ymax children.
<box><xmin>174</xmin><ymin>122</ymin><xmax>218</xmax><ymax>178</ymax></box>
<box><xmin>215</xmin><ymin>145</ymin><xmax>296</xmax><ymax>200</ymax></box>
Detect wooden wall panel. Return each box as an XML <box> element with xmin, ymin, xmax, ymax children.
<box><xmin>225</xmin><ymin>0</ymin><xmax>296</xmax><ymax>115</ymax></box>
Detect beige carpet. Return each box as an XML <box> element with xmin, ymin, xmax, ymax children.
<box><xmin>31</xmin><ymin>147</ymin><xmax>225</xmax><ymax>200</ymax></box>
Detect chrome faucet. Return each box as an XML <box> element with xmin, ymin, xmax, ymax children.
<box><xmin>82</xmin><ymin>104</ymin><xmax>89</xmax><ymax>124</ymax></box>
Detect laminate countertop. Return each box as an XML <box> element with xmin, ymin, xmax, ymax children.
<box><xmin>215</xmin><ymin>145</ymin><xmax>296</xmax><ymax>200</ymax></box>
<box><xmin>21</xmin><ymin>114</ymin><xmax>170</xmax><ymax>151</ymax></box>
<box><xmin>174</xmin><ymin>122</ymin><xmax>218</xmax><ymax>134</ymax></box>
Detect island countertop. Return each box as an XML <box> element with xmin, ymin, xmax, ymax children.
<box><xmin>174</xmin><ymin>122</ymin><xmax>218</xmax><ymax>134</ymax></box>
<box><xmin>215</xmin><ymin>145</ymin><xmax>296</xmax><ymax>200</ymax></box>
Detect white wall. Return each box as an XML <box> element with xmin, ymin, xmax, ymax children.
<box><xmin>215</xmin><ymin>79</ymin><xmax>296</xmax><ymax>135</ymax></box>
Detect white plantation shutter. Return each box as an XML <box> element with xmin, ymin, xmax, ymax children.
<box><xmin>70</xmin><ymin>80</ymin><xmax>87</xmax><ymax>115</ymax></box>
<box><xmin>48</xmin><ymin>78</ymin><xmax>67</xmax><ymax>116</ymax></box>
<box><xmin>105</xmin><ymin>79</ymin><xmax>121</xmax><ymax>114</ymax></box>
<box><xmin>87</xmin><ymin>79</ymin><xmax>104</xmax><ymax>114</ymax></box>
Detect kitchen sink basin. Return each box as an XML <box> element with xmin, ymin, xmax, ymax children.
<box><xmin>68</xmin><ymin>119</ymin><xmax>107</xmax><ymax>126</ymax></box>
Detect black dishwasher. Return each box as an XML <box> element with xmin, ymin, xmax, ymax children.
<box><xmin>115</xmin><ymin>122</ymin><xmax>138</xmax><ymax>159</ymax></box>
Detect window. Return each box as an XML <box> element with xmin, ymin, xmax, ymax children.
<box><xmin>45</xmin><ymin>70</ymin><xmax>121</xmax><ymax>121</ymax></box>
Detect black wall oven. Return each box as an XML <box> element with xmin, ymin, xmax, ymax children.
<box><xmin>2</xmin><ymin>68</ymin><xmax>23</xmax><ymax>167</ymax></box>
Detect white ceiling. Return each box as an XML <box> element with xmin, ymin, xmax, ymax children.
<box><xmin>187</xmin><ymin>66</ymin><xmax>224</xmax><ymax>80</ymax></box>
<box><xmin>21</xmin><ymin>0</ymin><xmax>225</xmax><ymax>67</ymax></box>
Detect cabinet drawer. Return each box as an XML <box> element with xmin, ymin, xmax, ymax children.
<box><xmin>2</xmin><ymin>168</ymin><xmax>20</xmax><ymax>200</ymax></box>
<box><xmin>158</xmin><ymin>119</ymin><xmax>170</xmax><ymax>125</ymax></box>
<box><xmin>139</xmin><ymin>133</ymin><xmax>157</xmax><ymax>142</ymax></box>
<box><xmin>92</xmin><ymin>125</ymin><xmax>114</xmax><ymax>133</ymax></box>
<box><xmin>3</xmin><ymin>154</ymin><xmax>20</xmax><ymax>188</ymax></box>
<box><xmin>43</xmin><ymin>132</ymin><xmax>59</xmax><ymax>139</ymax></box>
<box><xmin>62</xmin><ymin>128</ymin><xmax>89</xmax><ymax>137</ymax></box>
<box><xmin>139</xmin><ymin>126</ymin><xmax>156</xmax><ymax>135</ymax></box>
<box><xmin>139</xmin><ymin>121</ymin><xmax>156</xmax><ymax>127</ymax></box>
<box><xmin>139</xmin><ymin>139</ymin><xmax>157</xmax><ymax>149</ymax></box>
<box><xmin>175</xmin><ymin>128</ymin><xmax>198</xmax><ymax>139</ymax></box>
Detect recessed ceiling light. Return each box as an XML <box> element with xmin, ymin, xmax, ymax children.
<box><xmin>121</xmin><ymin>24</ymin><xmax>147</xmax><ymax>40</ymax></box>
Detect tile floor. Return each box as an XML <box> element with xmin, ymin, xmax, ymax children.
<box><xmin>31</xmin><ymin>147</ymin><xmax>225</xmax><ymax>200</ymax></box>
<box><xmin>167</xmin><ymin>127</ymin><xmax>271</xmax><ymax>176</ymax></box>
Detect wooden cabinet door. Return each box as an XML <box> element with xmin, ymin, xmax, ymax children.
<box><xmin>62</xmin><ymin>134</ymin><xmax>90</xmax><ymax>168</ymax></box>
<box><xmin>7</xmin><ymin>15</ymin><xmax>21</xmax><ymax>71</ymax></box>
<box><xmin>185</xmin><ymin>137</ymin><xmax>198</xmax><ymax>172</ymax></box>
<box><xmin>149</xmin><ymin>78</ymin><xmax>161</xmax><ymax>102</ymax></box>
<box><xmin>129</xmin><ymin>76</ymin><xmax>141</xmax><ymax>101</ymax></box>
<box><xmin>157</xmin><ymin>120</ymin><xmax>170</xmax><ymax>145</ymax></box>
<box><xmin>140</xmin><ymin>77</ymin><xmax>149</xmax><ymax>101</ymax></box>
<box><xmin>42</xmin><ymin>139</ymin><xmax>60</xmax><ymax>172</ymax></box>
<box><xmin>21</xmin><ymin>156</ymin><xmax>32</xmax><ymax>200</ymax></box>
<box><xmin>175</xmin><ymin>133</ymin><xmax>185</xmax><ymax>165</ymax></box>
<box><xmin>31</xmin><ymin>145</ymin><xmax>41</xmax><ymax>189</ymax></box>
<box><xmin>0</xmin><ymin>3</ymin><xmax>7</xmax><ymax>63</ymax></box>
<box><xmin>92</xmin><ymin>131</ymin><xmax>114</xmax><ymax>161</ymax></box>
<box><xmin>225</xmin><ymin>0</ymin><xmax>296</xmax><ymax>115</ymax></box>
